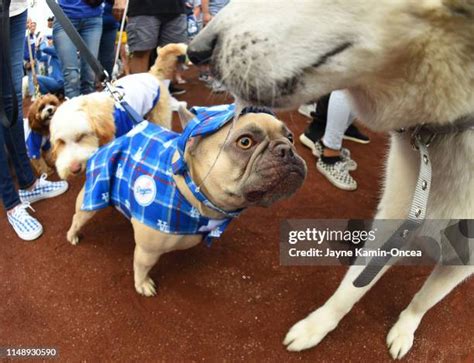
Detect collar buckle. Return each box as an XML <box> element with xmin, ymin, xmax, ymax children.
<box><xmin>411</xmin><ymin>124</ymin><xmax>436</xmax><ymax>150</ymax></box>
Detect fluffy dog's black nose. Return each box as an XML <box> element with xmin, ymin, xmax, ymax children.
<box><xmin>272</xmin><ymin>142</ymin><xmax>295</xmax><ymax>160</ymax></box>
<box><xmin>188</xmin><ymin>33</ymin><xmax>217</xmax><ymax>65</ymax></box>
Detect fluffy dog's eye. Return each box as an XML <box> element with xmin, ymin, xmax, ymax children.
<box><xmin>237</xmin><ymin>136</ymin><xmax>254</xmax><ymax>149</ymax></box>
<box><xmin>76</xmin><ymin>133</ymin><xmax>87</xmax><ymax>142</ymax></box>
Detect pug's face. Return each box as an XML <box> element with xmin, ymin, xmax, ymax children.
<box><xmin>186</xmin><ymin>112</ymin><xmax>307</xmax><ymax>211</ymax></box>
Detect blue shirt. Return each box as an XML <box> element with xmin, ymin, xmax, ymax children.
<box><xmin>81</xmin><ymin>121</ymin><xmax>233</xmax><ymax>243</ymax></box>
<box><xmin>59</xmin><ymin>0</ymin><xmax>103</xmax><ymax>19</ymax></box>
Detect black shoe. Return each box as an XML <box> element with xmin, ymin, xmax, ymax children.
<box><xmin>343</xmin><ymin>123</ymin><xmax>370</xmax><ymax>144</ymax></box>
<box><xmin>298</xmin><ymin>118</ymin><xmax>327</xmax><ymax>152</ymax></box>
<box><xmin>169</xmin><ymin>83</ymin><xmax>186</xmax><ymax>96</ymax></box>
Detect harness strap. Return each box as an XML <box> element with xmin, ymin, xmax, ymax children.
<box><xmin>353</xmin><ymin>116</ymin><xmax>474</xmax><ymax>287</ymax></box>
<box><xmin>46</xmin><ymin>0</ymin><xmax>108</xmax><ymax>82</ymax></box>
<box><xmin>0</xmin><ymin>0</ymin><xmax>19</xmax><ymax>128</ymax></box>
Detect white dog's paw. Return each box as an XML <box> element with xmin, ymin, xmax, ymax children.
<box><xmin>67</xmin><ymin>231</ymin><xmax>80</xmax><ymax>245</ymax></box>
<box><xmin>135</xmin><ymin>277</ymin><xmax>157</xmax><ymax>297</ymax></box>
<box><xmin>386</xmin><ymin>318</ymin><xmax>416</xmax><ymax>360</ymax></box>
<box><xmin>283</xmin><ymin>307</ymin><xmax>339</xmax><ymax>352</ymax></box>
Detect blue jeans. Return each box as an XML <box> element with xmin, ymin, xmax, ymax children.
<box><xmin>37</xmin><ymin>75</ymin><xmax>64</xmax><ymax>95</ymax></box>
<box><xmin>98</xmin><ymin>26</ymin><xmax>117</xmax><ymax>77</ymax></box>
<box><xmin>0</xmin><ymin>10</ymin><xmax>36</xmax><ymax>211</ymax></box>
<box><xmin>53</xmin><ymin>16</ymin><xmax>103</xmax><ymax>98</ymax></box>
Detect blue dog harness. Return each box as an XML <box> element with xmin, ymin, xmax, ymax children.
<box><xmin>81</xmin><ymin>104</ymin><xmax>245</xmax><ymax>244</ymax></box>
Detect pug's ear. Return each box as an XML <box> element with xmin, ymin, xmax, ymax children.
<box><xmin>443</xmin><ymin>0</ymin><xmax>474</xmax><ymax>16</ymax></box>
<box><xmin>177</xmin><ymin>104</ymin><xmax>195</xmax><ymax>129</ymax></box>
<box><xmin>186</xmin><ymin>136</ymin><xmax>202</xmax><ymax>156</ymax></box>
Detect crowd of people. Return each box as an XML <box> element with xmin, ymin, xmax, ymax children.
<box><xmin>2</xmin><ymin>0</ymin><xmax>369</xmax><ymax>241</ymax></box>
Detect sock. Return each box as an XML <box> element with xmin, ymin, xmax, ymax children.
<box><xmin>321</xmin><ymin>155</ymin><xmax>343</xmax><ymax>165</ymax></box>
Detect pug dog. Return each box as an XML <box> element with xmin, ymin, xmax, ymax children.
<box><xmin>66</xmin><ymin>105</ymin><xmax>307</xmax><ymax>296</ymax></box>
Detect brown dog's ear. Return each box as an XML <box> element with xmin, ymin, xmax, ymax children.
<box><xmin>28</xmin><ymin>97</ymin><xmax>44</xmax><ymax>133</ymax></box>
<box><xmin>443</xmin><ymin>0</ymin><xmax>474</xmax><ymax>16</ymax></box>
<box><xmin>83</xmin><ymin>95</ymin><xmax>116</xmax><ymax>146</ymax></box>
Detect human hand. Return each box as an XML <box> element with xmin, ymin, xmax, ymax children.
<box><xmin>113</xmin><ymin>0</ymin><xmax>127</xmax><ymax>22</ymax></box>
<box><xmin>203</xmin><ymin>12</ymin><xmax>213</xmax><ymax>25</ymax></box>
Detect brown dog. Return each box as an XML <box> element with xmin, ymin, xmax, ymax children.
<box><xmin>66</xmin><ymin>110</ymin><xmax>307</xmax><ymax>296</ymax></box>
<box><xmin>26</xmin><ymin>94</ymin><xmax>62</xmax><ymax>175</ymax></box>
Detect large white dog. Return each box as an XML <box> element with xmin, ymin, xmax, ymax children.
<box><xmin>188</xmin><ymin>0</ymin><xmax>474</xmax><ymax>359</ymax></box>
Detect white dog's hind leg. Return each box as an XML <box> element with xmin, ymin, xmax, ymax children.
<box><xmin>284</xmin><ymin>264</ymin><xmax>390</xmax><ymax>351</ymax></box>
<box><xmin>387</xmin><ymin>265</ymin><xmax>473</xmax><ymax>360</ymax></box>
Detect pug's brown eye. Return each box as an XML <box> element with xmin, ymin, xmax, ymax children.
<box><xmin>287</xmin><ymin>134</ymin><xmax>294</xmax><ymax>143</ymax></box>
<box><xmin>237</xmin><ymin>136</ymin><xmax>254</xmax><ymax>149</ymax></box>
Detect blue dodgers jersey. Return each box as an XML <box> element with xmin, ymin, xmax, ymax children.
<box><xmin>81</xmin><ymin>121</ymin><xmax>233</xmax><ymax>242</ymax></box>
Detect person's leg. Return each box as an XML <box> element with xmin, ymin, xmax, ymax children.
<box><xmin>36</xmin><ymin>75</ymin><xmax>62</xmax><ymax>95</ymax></box>
<box><xmin>78</xmin><ymin>16</ymin><xmax>103</xmax><ymax>95</ymax></box>
<box><xmin>119</xmin><ymin>36</ymin><xmax>130</xmax><ymax>75</ymax></box>
<box><xmin>0</xmin><ymin>10</ymin><xmax>36</xmax><ymax>211</ymax></box>
<box><xmin>157</xmin><ymin>14</ymin><xmax>188</xmax><ymax>47</ymax></box>
<box><xmin>322</xmin><ymin>90</ymin><xmax>352</xmax><ymax>152</ymax></box>
<box><xmin>158</xmin><ymin>15</ymin><xmax>188</xmax><ymax>93</ymax></box>
<box><xmin>316</xmin><ymin>90</ymin><xmax>357</xmax><ymax>191</ymax></box>
<box><xmin>53</xmin><ymin>19</ymin><xmax>81</xmax><ymax>98</ymax></box>
<box><xmin>98</xmin><ymin>26</ymin><xmax>118</xmax><ymax>77</ymax></box>
<box><xmin>126</xmin><ymin>16</ymin><xmax>160</xmax><ymax>74</ymax></box>
<box><xmin>299</xmin><ymin>94</ymin><xmax>329</xmax><ymax>151</ymax></box>
<box><xmin>129</xmin><ymin>50</ymin><xmax>152</xmax><ymax>73</ymax></box>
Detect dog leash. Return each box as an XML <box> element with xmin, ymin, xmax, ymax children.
<box><xmin>26</xmin><ymin>30</ymin><xmax>41</xmax><ymax>99</ymax></box>
<box><xmin>0</xmin><ymin>0</ymin><xmax>19</xmax><ymax>128</ymax></box>
<box><xmin>46</xmin><ymin>0</ymin><xmax>143</xmax><ymax>125</ymax></box>
<box><xmin>353</xmin><ymin>116</ymin><xmax>474</xmax><ymax>287</ymax></box>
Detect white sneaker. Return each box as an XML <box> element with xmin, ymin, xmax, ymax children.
<box><xmin>19</xmin><ymin>174</ymin><xmax>69</xmax><ymax>204</ymax></box>
<box><xmin>311</xmin><ymin>140</ymin><xmax>358</xmax><ymax>171</ymax></box>
<box><xmin>316</xmin><ymin>159</ymin><xmax>357</xmax><ymax>191</ymax></box>
<box><xmin>298</xmin><ymin>103</ymin><xmax>316</xmax><ymax>119</ymax></box>
<box><xmin>7</xmin><ymin>202</ymin><xmax>43</xmax><ymax>241</ymax></box>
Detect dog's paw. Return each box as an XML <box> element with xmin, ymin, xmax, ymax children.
<box><xmin>387</xmin><ymin>316</ymin><xmax>417</xmax><ymax>360</ymax></box>
<box><xmin>283</xmin><ymin>307</ymin><xmax>339</xmax><ymax>352</ymax></box>
<box><xmin>135</xmin><ymin>277</ymin><xmax>157</xmax><ymax>297</ymax></box>
<box><xmin>67</xmin><ymin>231</ymin><xmax>80</xmax><ymax>245</ymax></box>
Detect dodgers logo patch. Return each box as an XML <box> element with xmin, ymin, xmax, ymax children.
<box><xmin>133</xmin><ymin>175</ymin><xmax>156</xmax><ymax>207</ymax></box>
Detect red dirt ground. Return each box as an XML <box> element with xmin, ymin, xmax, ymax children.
<box><xmin>1</xmin><ymin>70</ymin><xmax>472</xmax><ymax>362</ymax></box>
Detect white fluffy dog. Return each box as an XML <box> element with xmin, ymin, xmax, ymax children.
<box><xmin>188</xmin><ymin>0</ymin><xmax>474</xmax><ymax>359</ymax></box>
<box><xmin>50</xmin><ymin>43</ymin><xmax>187</xmax><ymax>179</ymax></box>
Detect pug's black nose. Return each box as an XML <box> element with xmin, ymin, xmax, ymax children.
<box><xmin>272</xmin><ymin>142</ymin><xmax>295</xmax><ymax>160</ymax></box>
<box><xmin>188</xmin><ymin>33</ymin><xmax>217</xmax><ymax>65</ymax></box>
